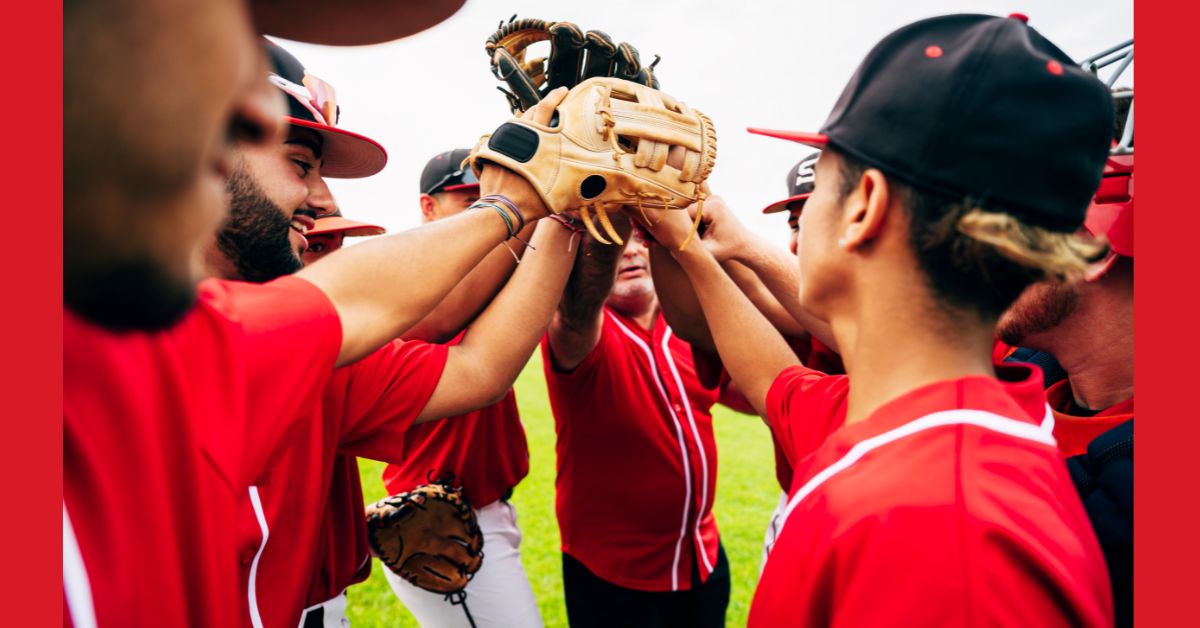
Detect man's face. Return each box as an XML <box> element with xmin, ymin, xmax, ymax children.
<box><xmin>424</xmin><ymin>189</ymin><xmax>480</xmax><ymax>222</ymax></box>
<box><xmin>64</xmin><ymin>0</ymin><xmax>285</xmax><ymax>329</ymax></box>
<box><xmin>302</xmin><ymin>232</ymin><xmax>346</xmax><ymax>265</ymax></box>
<box><xmin>793</xmin><ymin>152</ymin><xmax>849</xmax><ymax>317</ymax></box>
<box><xmin>996</xmin><ymin>279</ymin><xmax>1080</xmax><ymax>347</ymax></box>
<box><xmin>608</xmin><ymin>230</ymin><xmax>656</xmax><ymax>313</ymax></box>
<box><xmin>218</xmin><ymin>127</ymin><xmax>335</xmax><ymax>283</ymax></box>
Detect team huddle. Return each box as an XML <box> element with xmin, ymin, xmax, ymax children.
<box><xmin>63</xmin><ymin>1</ymin><xmax>1133</xmax><ymax>627</ymax></box>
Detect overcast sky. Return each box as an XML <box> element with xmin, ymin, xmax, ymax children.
<box><xmin>276</xmin><ymin>0</ymin><xmax>1132</xmax><ymax>249</ymax></box>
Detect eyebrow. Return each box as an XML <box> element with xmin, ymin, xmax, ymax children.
<box><xmin>285</xmin><ymin>132</ymin><xmax>324</xmax><ymax>160</ymax></box>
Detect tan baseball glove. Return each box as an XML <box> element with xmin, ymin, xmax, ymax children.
<box><xmin>364</xmin><ymin>482</ymin><xmax>484</xmax><ymax>595</ymax></box>
<box><xmin>467</xmin><ymin>76</ymin><xmax>717</xmax><ymax>248</ymax></box>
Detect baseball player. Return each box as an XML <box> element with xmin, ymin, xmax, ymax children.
<box><xmin>206</xmin><ymin>43</ymin><xmax>578</xmax><ymax>628</ymax></box>
<box><xmin>63</xmin><ymin>3</ymin><xmax>568</xmax><ymax>624</ymax></box>
<box><xmin>302</xmin><ymin>211</ymin><xmax>387</xmax><ymax>265</ymax></box>
<box><xmin>636</xmin><ymin>13</ymin><xmax>1115</xmax><ymax>626</ymax></box>
<box><xmin>997</xmin><ymin>92</ymin><xmax>1134</xmax><ymax>625</ymax></box>
<box><xmin>380</xmin><ymin>150</ymin><xmax>542</xmax><ymax>628</ymax></box>
<box><xmin>540</xmin><ymin>217</ymin><xmax>730</xmax><ymax>628</ymax></box>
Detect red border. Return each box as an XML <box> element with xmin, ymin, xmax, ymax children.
<box><xmin>1137</xmin><ymin>2</ymin><xmax>1197</xmax><ymax>624</ymax></box>
<box><xmin>6</xmin><ymin>0</ymin><xmax>62</xmax><ymax>618</ymax></box>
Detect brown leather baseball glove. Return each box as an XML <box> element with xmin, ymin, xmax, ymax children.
<box><xmin>365</xmin><ymin>482</ymin><xmax>484</xmax><ymax>594</ymax></box>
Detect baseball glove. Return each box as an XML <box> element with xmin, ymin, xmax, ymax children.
<box><xmin>467</xmin><ymin>76</ymin><xmax>716</xmax><ymax>249</ymax></box>
<box><xmin>486</xmin><ymin>17</ymin><xmax>659</xmax><ymax>114</ymax></box>
<box><xmin>364</xmin><ymin>482</ymin><xmax>484</xmax><ymax>595</ymax></box>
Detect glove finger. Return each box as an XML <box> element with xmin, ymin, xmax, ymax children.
<box><xmin>613</xmin><ymin>42</ymin><xmax>643</xmax><ymax>82</ymax></box>
<box><xmin>582</xmin><ymin>30</ymin><xmax>618</xmax><ymax>80</ymax></box>
<box><xmin>546</xmin><ymin>22</ymin><xmax>587</xmax><ymax>91</ymax></box>
<box><xmin>492</xmin><ymin>48</ymin><xmax>544</xmax><ymax>112</ymax></box>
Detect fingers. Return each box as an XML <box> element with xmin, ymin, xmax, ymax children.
<box><xmin>523</xmin><ymin>86</ymin><xmax>568</xmax><ymax>125</ymax></box>
<box><xmin>667</xmin><ymin>145</ymin><xmax>687</xmax><ymax>171</ymax></box>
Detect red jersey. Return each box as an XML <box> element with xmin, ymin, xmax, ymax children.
<box><xmin>303</xmin><ymin>455</ymin><xmax>372</xmax><ymax>608</ymax></box>
<box><xmin>382</xmin><ymin>332</ymin><xmax>528</xmax><ymax>509</ymax></box>
<box><xmin>1046</xmin><ymin>379</ymin><xmax>1134</xmax><ymax>456</ymax></box>
<box><xmin>64</xmin><ymin>277</ymin><xmax>342</xmax><ymax>628</ymax></box>
<box><xmin>749</xmin><ymin>363</ymin><xmax>1113</xmax><ymax>627</ymax></box>
<box><xmin>542</xmin><ymin>308</ymin><xmax>720</xmax><ymax>592</ymax></box>
<box><xmin>241</xmin><ymin>338</ymin><xmax>448</xmax><ymax>628</ymax></box>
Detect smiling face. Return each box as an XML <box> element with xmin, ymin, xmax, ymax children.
<box><xmin>215</xmin><ymin>126</ymin><xmax>336</xmax><ymax>282</ymax></box>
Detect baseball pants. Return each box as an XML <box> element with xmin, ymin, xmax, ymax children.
<box><xmin>561</xmin><ymin>544</ymin><xmax>730</xmax><ymax>628</ymax></box>
<box><xmin>385</xmin><ymin>499</ymin><xmax>543</xmax><ymax>628</ymax></box>
<box><xmin>299</xmin><ymin>591</ymin><xmax>348</xmax><ymax>628</ymax></box>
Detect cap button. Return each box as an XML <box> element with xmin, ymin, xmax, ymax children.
<box><xmin>1008</xmin><ymin>12</ymin><xmax>1030</xmax><ymax>23</ymax></box>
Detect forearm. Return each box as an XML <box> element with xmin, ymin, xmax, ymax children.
<box><xmin>298</xmin><ymin>206</ymin><xmax>520</xmax><ymax>366</ymax></box>
<box><xmin>723</xmin><ymin>261</ymin><xmax>808</xmax><ymax>338</ymax></box>
<box><xmin>547</xmin><ymin>231</ymin><xmax>625</xmax><ymax>370</ymax></box>
<box><xmin>674</xmin><ymin>246</ymin><xmax>798</xmax><ymax>415</ymax></box>
<box><xmin>650</xmin><ymin>244</ymin><xmax>715</xmax><ymax>351</ymax></box>
<box><xmin>735</xmin><ymin>233</ymin><xmax>838</xmax><ymax>351</ymax></box>
<box><xmin>402</xmin><ymin>222</ymin><xmax>535</xmax><ymax>344</ymax></box>
<box><xmin>418</xmin><ymin>221</ymin><xmax>574</xmax><ymax>421</ymax></box>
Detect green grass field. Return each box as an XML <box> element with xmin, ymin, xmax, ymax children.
<box><xmin>346</xmin><ymin>351</ymin><xmax>779</xmax><ymax>627</ymax></box>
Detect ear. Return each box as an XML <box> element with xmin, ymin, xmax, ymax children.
<box><xmin>418</xmin><ymin>194</ymin><xmax>438</xmax><ymax>222</ymax></box>
<box><xmin>840</xmin><ymin>168</ymin><xmax>891</xmax><ymax>251</ymax></box>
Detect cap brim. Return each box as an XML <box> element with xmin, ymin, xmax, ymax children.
<box><xmin>309</xmin><ymin>216</ymin><xmax>387</xmax><ymax>237</ymax></box>
<box><xmin>288</xmin><ymin>118</ymin><xmax>388</xmax><ymax>179</ymax></box>
<box><xmin>252</xmin><ymin>0</ymin><xmax>466</xmax><ymax>46</ymax></box>
<box><xmin>761</xmin><ymin>193</ymin><xmax>812</xmax><ymax>214</ymax></box>
<box><xmin>747</xmin><ymin>127</ymin><xmax>829</xmax><ymax>148</ymax></box>
<box><xmin>441</xmin><ymin>182</ymin><xmax>480</xmax><ymax>193</ymax></box>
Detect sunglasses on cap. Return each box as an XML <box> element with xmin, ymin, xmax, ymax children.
<box><xmin>423</xmin><ymin>164</ymin><xmax>480</xmax><ymax>195</ymax></box>
<box><xmin>268</xmin><ymin>72</ymin><xmax>339</xmax><ymax>126</ymax></box>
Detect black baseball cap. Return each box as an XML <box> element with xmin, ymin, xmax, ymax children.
<box><xmin>749</xmin><ymin>14</ymin><xmax>1114</xmax><ymax>232</ymax></box>
<box><xmin>265</xmin><ymin>40</ymin><xmax>388</xmax><ymax>179</ymax></box>
<box><xmin>762</xmin><ymin>151</ymin><xmax>821</xmax><ymax>214</ymax></box>
<box><xmin>420</xmin><ymin>149</ymin><xmax>480</xmax><ymax>195</ymax></box>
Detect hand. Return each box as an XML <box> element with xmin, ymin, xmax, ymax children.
<box><xmin>689</xmin><ymin>195</ymin><xmax>750</xmax><ymax>263</ymax></box>
<box><xmin>624</xmin><ymin>202</ymin><xmax>696</xmax><ymax>251</ymax></box>
<box><xmin>478</xmin><ymin>87</ymin><xmax>570</xmax><ymax>221</ymax></box>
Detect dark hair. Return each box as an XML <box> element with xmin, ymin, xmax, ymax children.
<box><xmin>834</xmin><ymin>149</ymin><xmax>1107</xmax><ymax>320</ymax></box>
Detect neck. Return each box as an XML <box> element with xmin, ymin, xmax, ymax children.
<box><xmin>834</xmin><ymin>296</ymin><xmax>996</xmax><ymax>425</ymax></box>
<box><xmin>1026</xmin><ymin>291</ymin><xmax>1133</xmax><ymax>411</ymax></box>
<box><xmin>202</xmin><ymin>244</ymin><xmax>239</xmax><ymax>281</ymax></box>
<box><xmin>612</xmin><ymin>296</ymin><xmax>659</xmax><ymax>331</ymax></box>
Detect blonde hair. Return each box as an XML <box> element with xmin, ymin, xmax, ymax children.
<box><xmin>943</xmin><ymin>206</ymin><xmax>1109</xmax><ymax>283</ymax></box>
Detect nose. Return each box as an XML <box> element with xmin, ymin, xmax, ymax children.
<box><xmin>305</xmin><ymin>174</ymin><xmax>338</xmax><ymax>216</ymax></box>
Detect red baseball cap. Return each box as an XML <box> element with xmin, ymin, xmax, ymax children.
<box><xmin>266</xmin><ymin>41</ymin><xmax>388</xmax><ymax>179</ymax></box>
<box><xmin>251</xmin><ymin>0</ymin><xmax>466</xmax><ymax>46</ymax></box>
<box><xmin>309</xmin><ymin>214</ymin><xmax>386</xmax><ymax>238</ymax></box>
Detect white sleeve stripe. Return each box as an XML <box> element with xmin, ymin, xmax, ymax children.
<box><xmin>247</xmin><ymin>486</ymin><xmax>270</xmax><ymax>628</ymax></box>
<box><xmin>63</xmin><ymin>503</ymin><xmax>98</xmax><ymax>628</ymax></box>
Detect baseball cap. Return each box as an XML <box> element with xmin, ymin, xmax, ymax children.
<box><xmin>309</xmin><ymin>212</ymin><xmax>387</xmax><ymax>238</ymax></box>
<box><xmin>749</xmin><ymin>13</ymin><xmax>1114</xmax><ymax>233</ymax></box>
<box><xmin>762</xmin><ymin>151</ymin><xmax>820</xmax><ymax>214</ymax></box>
<box><xmin>1084</xmin><ymin>154</ymin><xmax>1133</xmax><ymax>257</ymax></box>
<box><xmin>266</xmin><ymin>41</ymin><xmax>388</xmax><ymax>179</ymax></box>
<box><xmin>420</xmin><ymin>149</ymin><xmax>480</xmax><ymax>195</ymax></box>
<box><xmin>252</xmin><ymin>0</ymin><xmax>466</xmax><ymax>46</ymax></box>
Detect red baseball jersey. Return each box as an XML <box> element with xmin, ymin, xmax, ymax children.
<box><xmin>749</xmin><ymin>363</ymin><xmax>1113</xmax><ymax>627</ymax></box>
<box><xmin>64</xmin><ymin>277</ymin><xmax>341</xmax><ymax>628</ymax></box>
<box><xmin>240</xmin><ymin>338</ymin><xmax>448</xmax><ymax>628</ymax></box>
<box><xmin>303</xmin><ymin>455</ymin><xmax>372</xmax><ymax>608</ymax></box>
<box><xmin>542</xmin><ymin>308</ymin><xmax>720</xmax><ymax>592</ymax></box>
<box><xmin>1046</xmin><ymin>379</ymin><xmax>1134</xmax><ymax>456</ymax></box>
<box><xmin>382</xmin><ymin>332</ymin><xmax>528</xmax><ymax>509</ymax></box>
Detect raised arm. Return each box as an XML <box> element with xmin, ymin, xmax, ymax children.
<box><xmin>545</xmin><ymin>214</ymin><xmax>633</xmax><ymax>371</ymax></box>
<box><xmin>402</xmin><ymin>222</ymin><xmax>535</xmax><ymax>344</ymax></box>
<box><xmin>297</xmin><ymin>88</ymin><xmax>569</xmax><ymax>367</ymax></box>
<box><xmin>417</xmin><ymin>219</ymin><xmax>575</xmax><ymax>421</ymax></box>
<box><xmin>649</xmin><ymin>242</ymin><xmax>715</xmax><ymax>351</ymax></box>
<box><xmin>634</xmin><ymin>206</ymin><xmax>798</xmax><ymax>416</ymax></box>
